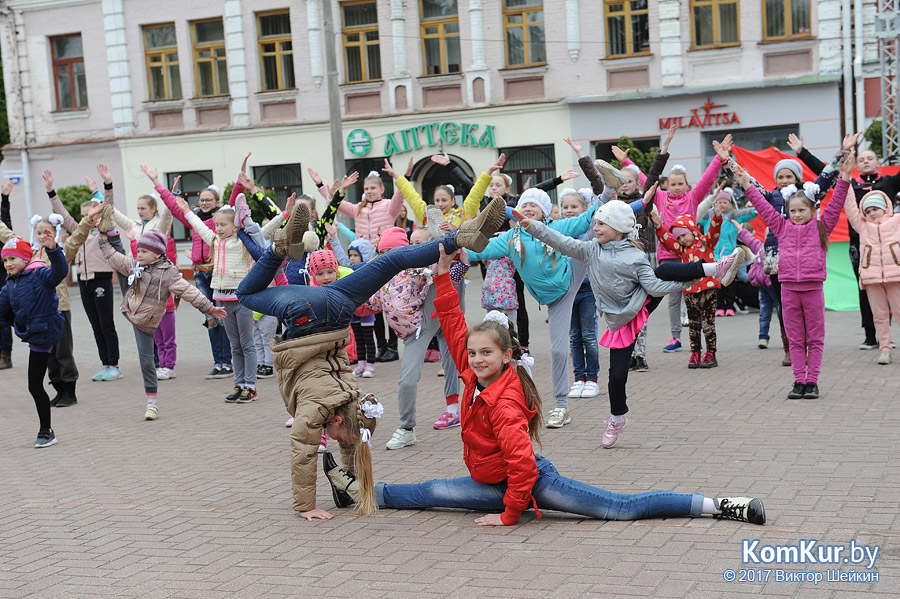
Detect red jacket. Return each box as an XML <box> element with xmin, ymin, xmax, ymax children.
<box><xmin>432</xmin><ymin>272</ymin><xmax>538</xmax><ymax>525</ymax></box>
<box><xmin>656</xmin><ymin>214</ymin><xmax>722</xmax><ymax>295</ymax></box>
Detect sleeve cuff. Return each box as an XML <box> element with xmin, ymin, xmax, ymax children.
<box><xmin>500</xmin><ymin>510</ymin><xmax>521</xmax><ymax>526</ymax></box>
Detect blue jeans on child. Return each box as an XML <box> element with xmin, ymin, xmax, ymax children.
<box><xmin>194</xmin><ymin>269</ymin><xmax>232</xmax><ymax>366</ymax></box>
<box><xmin>236</xmin><ymin>234</ymin><xmax>458</xmax><ymax>339</ymax></box>
<box><xmin>758</xmin><ymin>286</ymin><xmax>780</xmax><ymax>341</ymax></box>
<box><xmin>376</xmin><ymin>454</ymin><xmax>703</xmax><ymax>520</ymax></box>
<box><xmin>569</xmin><ymin>280</ymin><xmax>599</xmax><ymax>382</ymax></box>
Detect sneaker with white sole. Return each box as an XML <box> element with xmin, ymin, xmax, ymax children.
<box><xmin>157</xmin><ymin>368</ymin><xmax>172</xmax><ymax>380</ymax></box>
<box><xmin>758</xmin><ymin>339</ymin><xmax>768</xmax><ymax>349</ymax></box>
<box><xmin>567</xmin><ymin>381</ymin><xmax>585</xmax><ymax>398</ymax></box>
<box><xmin>318</xmin><ymin>431</ymin><xmax>329</xmax><ymax>453</ymax></box>
<box><xmin>878</xmin><ymin>350</ymin><xmax>892</xmax><ymax>364</ymax></box>
<box><xmin>714</xmin><ymin>247</ymin><xmax>746</xmax><ymax>286</ymax></box>
<box><xmin>285</xmin><ymin>416</ymin><xmax>294</xmax><ymax>428</ymax></box>
<box><xmin>711</xmin><ymin>497</ymin><xmax>766</xmax><ymax>525</ymax></box>
<box><xmin>593</xmin><ymin>158</ymin><xmax>629</xmax><ymax>189</ymax></box>
<box><xmin>34</xmin><ymin>429</ymin><xmax>57</xmax><ymax>448</ymax></box>
<box><xmin>424</xmin><ymin>205</ymin><xmax>445</xmax><ymax>240</ymax></box>
<box><xmin>663</xmin><ymin>338</ymin><xmax>682</xmax><ymax>352</ymax></box>
<box><xmin>385</xmin><ymin>428</ymin><xmax>416</xmax><ymax>450</ymax></box>
<box><xmin>581</xmin><ymin>381</ymin><xmax>600</xmax><ymax>398</ymax></box>
<box><xmin>546</xmin><ymin>407</ymin><xmax>571</xmax><ymax>428</ymax></box>
<box><xmin>433</xmin><ymin>411</ymin><xmax>461</xmax><ymax>429</ymax></box>
<box><xmin>91</xmin><ymin>367</ymin><xmax>109</xmax><ymax>382</ymax></box>
<box><xmin>601</xmin><ymin>416</ymin><xmax>627</xmax><ymax>448</ymax></box>
<box><xmin>144</xmin><ymin>404</ymin><xmax>158</xmax><ymax>421</ymax></box>
<box><xmin>99</xmin><ymin>366</ymin><xmax>123</xmax><ymax>381</ymax></box>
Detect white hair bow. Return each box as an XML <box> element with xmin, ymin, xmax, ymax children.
<box><xmin>802</xmin><ymin>181</ymin><xmax>820</xmax><ymax>201</ymax></box>
<box><xmin>670</xmin><ymin>164</ymin><xmax>687</xmax><ymax>174</ymax></box>
<box><xmin>483</xmin><ymin>310</ymin><xmax>509</xmax><ymax>328</ymax></box>
<box><xmin>780</xmin><ymin>184</ymin><xmax>798</xmax><ymax>201</ymax></box>
<box><xmin>367</xmin><ymin>170</ymin><xmax>380</xmax><ymax>178</ymax></box>
<box><xmin>514</xmin><ymin>353</ymin><xmax>535</xmax><ymax>378</ymax></box>
<box><xmin>627</xmin><ymin>222</ymin><xmax>643</xmax><ymax>241</ymax></box>
<box><xmin>445</xmin><ymin>184</ymin><xmax>455</xmax><ymax>195</ymax></box>
<box><xmin>361</xmin><ymin>396</ymin><xmax>384</xmax><ymax>419</ymax></box>
<box><xmin>29</xmin><ymin>214</ymin><xmax>42</xmax><ymax>248</ymax></box>
<box><xmin>49</xmin><ymin>213</ymin><xmax>64</xmax><ymax>244</ymax></box>
<box><xmin>128</xmin><ymin>263</ymin><xmax>145</xmax><ymax>286</ymax></box>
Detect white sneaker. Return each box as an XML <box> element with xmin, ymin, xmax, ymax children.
<box><xmin>385</xmin><ymin>428</ymin><xmax>416</xmax><ymax>450</ymax></box>
<box><xmin>156</xmin><ymin>368</ymin><xmax>167</xmax><ymax>380</ymax></box>
<box><xmin>567</xmin><ymin>381</ymin><xmax>584</xmax><ymax>398</ymax></box>
<box><xmin>165</xmin><ymin>368</ymin><xmax>176</xmax><ymax>379</ymax></box>
<box><xmin>285</xmin><ymin>416</ymin><xmax>294</xmax><ymax>428</ymax></box>
<box><xmin>878</xmin><ymin>350</ymin><xmax>892</xmax><ymax>365</ymax></box>
<box><xmin>546</xmin><ymin>407</ymin><xmax>571</xmax><ymax>428</ymax></box>
<box><xmin>581</xmin><ymin>381</ymin><xmax>600</xmax><ymax>397</ymax></box>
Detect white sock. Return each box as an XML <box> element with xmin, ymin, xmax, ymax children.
<box><xmin>446</xmin><ymin>403</ymin><xmax>459</xmax><ymax>415</ymax></box>
<box><xmin>702</xmin><ymin>263</ymin><xmax>717</xmax><ymax>276</ymax></box>
<box><xmin>702</xmin><ymin>497</ymin><xmax>716</xmax><ymax>514</ymax></box>
<box><xmin>609</xmin><ymin>414</ymin><xmax>625</xmax><ymax>423</ymax></box>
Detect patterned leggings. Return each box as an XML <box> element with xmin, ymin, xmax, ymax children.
<box><xmin>684</xmin><ymin>289</ymin><xmax>717</xmax><ymax>353</ymax></box>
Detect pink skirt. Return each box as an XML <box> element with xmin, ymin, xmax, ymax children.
<box><xmin>599</xmin><ymin>298</ymin><xmax>651</xmax><ymax>349</ymax></box>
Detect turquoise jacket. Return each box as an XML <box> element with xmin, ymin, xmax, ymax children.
<box><xmin>698</xmin><ymin>206</ymin><xmax>757</xmax><ymax>261</ymax></box>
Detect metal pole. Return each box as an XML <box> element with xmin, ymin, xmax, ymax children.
<box><xmin>321</xmin><ymin>0</ymin><xmax>345</xmax><ymax>180</ymax></box>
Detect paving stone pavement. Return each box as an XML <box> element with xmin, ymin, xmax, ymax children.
<box><xmin>1</xmin><ymin>273</ymin><xmax>898</xmax><ymax>598</ymax></box>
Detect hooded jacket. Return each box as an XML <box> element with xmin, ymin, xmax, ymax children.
<box><xmin>656</xmin><ymin>214</ymin><xmax>722</xmax><ymax>295</ymax></box>
<box><xmin>0</xmin><ymin>245</ymin><xmax>67</xmax><ymax>348</ymax></box>
<box><xmin>745</xmin><ymin>179</ymin><xmax>848</xmax><ymax>287</ymax></box>
<box><xmin>271</xmin><ymin>328</ymin><xmax>359</xmax><ymax>513</ymax></box>
<box><xmin>432</xmin><ymin>272</ymin><xmax>538</xmax><ymax>526</ymax></box>
<box><xmin>844</xmin><ymin>189</ymin><xmax>900</xmax><ymax>287</ymax></box>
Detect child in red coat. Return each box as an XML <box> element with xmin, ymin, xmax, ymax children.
<box><xmin>654</xmin><ymin>204</ymin><xmax>743</xmax><ymax>368</ymax></box>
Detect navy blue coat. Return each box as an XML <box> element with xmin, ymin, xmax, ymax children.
<box><xmin>0</xmin><ymin>245</ymin><xmax>68</xmax><ymax>348</ymax></box>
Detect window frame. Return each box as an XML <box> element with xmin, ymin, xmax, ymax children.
<box><xmin>603</xmin><ymin>1</ymin><xmax>651</xmax><ymax>59</ymax></box>
<box><xmin>143</xmin><ymin>23</ymin><xmax>182</xmax><ymax>102</ymax></box>
<box><xmin>252</xmin><ymin>163</ymin><xmax>304</xmax><ymax>207</ymax></box>
<box><xmin>341</xmin><ymin>0</ymin><xmax>382</xmax><ymax>83</ymax></box>
<box><xmin>256</xmin><ymin>10</ymin><xmax>295</xmax><ymax>91</ymax></box>
<box><xmin>502</xmin><ymin>0</ymin><xmax>547</xmax><ymax>68</ymax></box>
<box><xmin>191</xmin><ymin>18</ymin><xmax>229</xmax><ymax>98</ymax></box>
<box><xmin>496</xmin><ymin>144</ymin><xmax>558</xmax><ymax>201</ymax></box>
<box><xmin>761</xmin><ymin>0</ymin><xmax>812</xmax><ymax>42</ymax></box>
<box><xmin>690</xmin><ymin>0</ymin><xmax>741</xmax><ymax>49</ymax></box>
<box><xmin>419</xmin><ymin>0</ymin><xmax>461</xmax><ymax>76</ymax></box>
<box><xmin>50</xmin><ymin>33</ymin><xmax>87</xmax><ymax>111</ymax></box>
<box><xmin>165</xmin><ymin>170</ymin><xmax>214</xmax><ymax>243</ymax></box>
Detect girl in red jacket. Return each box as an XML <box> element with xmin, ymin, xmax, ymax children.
<box><xmin>374</xmin><ymin>246</ymin><xmax>766</xmax><ymax>526</ymax></box>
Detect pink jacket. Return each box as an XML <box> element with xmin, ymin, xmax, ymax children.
<box><xmin>747</xmin><ymin>179</ymin><xmax>848</xmax><ymax>286</ymax></box>
<box><xmin>737</xmin><ymin>228</ymin><xmax>770</xmax><ymax>288</ymax></box>
<box><xmin>844</xmin><ymin>190</ymin><xmax>900</xmax><ymax>287</ymax></box>
<box><xmin>336</xmin><ymin>190</ymin><xmax>404</xmax><ymax>247</ymax></box>
<box><xmin>653</xmin><ymin>156</ymin><xmax>722</xmax><ymax>261</ymax></box>
<box><xmin>156</xmin><ymin>184</ymin><xmax>215</xmax><ymax>265</ymax></box>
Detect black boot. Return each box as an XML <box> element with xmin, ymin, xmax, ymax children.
<box><xmin>55</xmin><ymin>381</ymin><xmax>78</xmax><ymax>407</ymax></box>
<box><xmin>787</xmin><ymin>381</ymin><xmax>805</xmax><ymax>399</ymax></box>
<box><xmin>322</xmin><ymin>452</ymin><xmax>357</xmax><ymax>508</ymax></box>
<box><xmin>49</xmin><ymin>382</ymin><xmax>62</xmax><ymax>407</ymax></box>
<box><xmin>379</xmin><ymin>348</ymin><xmax>399</xmax><ymax>362</ymax></box>
<box><xmin>374</xmin><ymin>347</ymin><xmax>386</xmax><ymax>362</ymax></box>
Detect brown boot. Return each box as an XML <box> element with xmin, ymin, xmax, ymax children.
<box><xmin>0</xmin><ymin>350</ymin><xmax>11</xmax><ymax>370</ymax></box>
<box><xmin>454</xmin><ymin>197</ymin><xmax>507</xmax><ymax>252</ymax></box>
<box><xmin>272</xmin><ymin>202</ymin><xmax>310</xmax><ymax>260</ymax></box>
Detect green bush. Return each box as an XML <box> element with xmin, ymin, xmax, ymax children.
<box><xmin>222</xmin><ymin>182</ymin><xmax>280</xmax><ymax>223</ymax></box>
<box><xmin>609</xmin><ymin>136</ymin><xmax>657</xmax><ymax>174</ymax></box>
<box><xmin>865</xmin><ymin>120</ymin><xmax>883</xmax><ymax>159</ymax></box>
<box><xmin>56</xmin><ymin>185</ymin><xmax>94</xmax><ymax>221</ymax></box>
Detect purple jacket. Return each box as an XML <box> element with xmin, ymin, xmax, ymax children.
<box><xmin>737</xmin><ymin>228</ymin><xmax>770</xmax><ymax>288</ymax></box>
<box><xmin>746</xmin><ymin>179</ymin><xmax>848</xmax><ymax>286</ymax></box>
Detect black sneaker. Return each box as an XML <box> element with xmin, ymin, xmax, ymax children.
<box><xmin>803</xmin><ymin>383</ymin><xmax>819</xmax><ymax>399</ymax></box>
<box><xmin>712</xmin><ymin>497</ymin><xmax>766</xmax><ymax>525</ymax></box>
<box><xmin>205</xmin><ymin>365</ymin><xmax>222</xmax><ymax>380</ymax></box>
<box><xmin>257</xmin><ymin>365</ymin><xmax>275</xmax><ymax>379</ymax></box>
<box><xmin>322</xmin><ymin>451</ymin><xmax>357</xmax><ymax>508</ymax></box>
<box><xmin>34</xmin><ymin>429</ymin><xmax>57</xmax><ymax>448</ymax></box>
<box><xmin>379</xmin><ymin>349</ymin><xmax>399</xmax><ymax>362</ymax></box>
<box><xmin>629</xmin><ymin>356</ymin><xmax>637</xmax><ymax>371</ymax></box>
<box><xmin>225</xmin><ymin>386</ymin><xmax>242</xmax><ymax>403</ymax></box>
<box><xmin>218</xmin><ymin>364</ymin><xmax>234</xmax><ymax>378</ymax></box>
<box><xmin>236</xmin><ymin>388</ymin><xmax>258</xmax><ymax>403</ymax></box>
<box><xmin>859</xmin><ymin>339</ymin><xmax>878</xmax><ymax>350</ymax></box>
<box><xmin>634</xmin><ymin>356</ymin><xmax>649</xmax><ymax>372</ymax></box>
<box><xmin>787</xmin><ymin>381</ymin><xmax>805</xmax><ymax>399</ymax></box>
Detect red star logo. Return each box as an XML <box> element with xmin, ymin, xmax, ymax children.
<box><xmin>702</xmin><ymin>98</ymin><xmax>726</xmax><ymax>113</ymax></box>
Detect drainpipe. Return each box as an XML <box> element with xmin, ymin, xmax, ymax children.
<box><xmin>842</xmin><ymin>0</ymin><xmax>854</xmax><ymax>136</ymax></box>
<box><xmin>853</xmin><ymin>0</ymin><xmax>865</xmax><ymax>138</ymax></box>
<box><xmin>21</xmin><ymin>149</ymin><xmax>31</xmax><ymax>221</ymax></box>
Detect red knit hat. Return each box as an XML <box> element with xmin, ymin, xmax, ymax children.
<box><xmin>1</xmin><ymin>237</ymin><xmax>33</xmax><ymax>262</ymax></box>
<box><xmin>378</xmin><ymin>227</ymin><xmax>410</xmax><ymax>252</ymax></box>
<box><xmin>307</xmin><ymin>249</ymin><xmax>338</xmax><ymax>280</ymax></box>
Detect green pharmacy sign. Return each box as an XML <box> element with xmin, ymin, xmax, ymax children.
<box><xmin>383</xmin><ymin>122</ymin><xmax>496</xmax><ymax>156</ymax></box>
<box><xmin>347</xmin><ymin>129</ymin><xmax>372</xmax><ymax>157</ymax></box>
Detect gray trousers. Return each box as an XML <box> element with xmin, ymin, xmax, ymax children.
<box><xmin>220</xmin><ymin>300</ymin><xmax>257</xmax><ymax>387</ymax></box>
<box><xmin>547</xmin><ymin>260</ymin><xmax>587</xmax><ymax>408</ymax></box>
<box><xmin>397</xmin><ymin>285</ymin><xmax>460</xmax><ymax>430</ymax></box>
<box><xmin>253</xmin><ymin>314</ymin><xmax>277</xmax><ymax>367</ymax></box>
<box><xmin>660</xmin><ymin>259</ymin><xmax>684</xmax><ymax>338</ymax></box>
<box><xmin>133</xmin><ymin>325</ymin><xmax>158</xmax><ymax>394</ymax></box>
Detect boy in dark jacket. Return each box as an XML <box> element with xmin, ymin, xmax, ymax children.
<box><xmin>0</xmin><ymin>235</ymin><xmax>68</xmax><ymax>447</ymax></box>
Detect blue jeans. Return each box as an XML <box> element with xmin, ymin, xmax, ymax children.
<box><xmin>236</xmin><ymin>234</ymin><xmax>458</xmax><ymax>339</ymax></box>
<box><xmin>194</xmin><ymin>269</ymin><xmax>232</xmax><ymax>365</ymax></box>
<box><xmin>569</xmin><ymin>281</ymin><xmax>599</xmax><ymax>381</ymax></box>
<box><xmin>376</xmin><ymin>454</ymin><xmax>703</xmax><ymax>520</ymax></box>
<box><xmin>758</xmin><ymin>286</ymin><xmax>780</xmax><ymax>340</ymax></box>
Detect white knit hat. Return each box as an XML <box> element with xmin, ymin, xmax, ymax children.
<box><xmin>516</xmin><ymin>188</ymin><xmax>552</xmax><ymax>218</ymax></box>
<box><xmin>594</xmin><ymin>200</ymin><xmax>639</xmax><ymax>239</ymax></box>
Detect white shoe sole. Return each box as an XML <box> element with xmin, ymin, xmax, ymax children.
<box><xmin>34</xmin><ymin>438</ymin><xmax>58</xmax><ymax>448</ymax></box>
<box><xmin>546</xmin><ymin>419</ymin><xmax>571</xmax><ymax>429</ymax></box>
<box><xmin>385</xmin><ymin>440</ymin><xmax>416</xmax><ymax>450</ymax></box>
<box><xmin>580</xmin><ymin>388</ymin><xmax>600</xmax><ymax>398</ymax></box>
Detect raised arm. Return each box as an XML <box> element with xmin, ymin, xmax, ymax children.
<box><xmin>44</xmin><ymin>170</ymin><xmax>79</xmax><ymax>233</ymax></box>
<box><xmin>432</xmin><ymin>266</ymin><xmax>470</xmax><ymax>375</ymax></box>
<box><xmin>521</xmin><ymin>219</ymin><xmax>593</xmax><ymax>263</ymax></box>
<box><xmin>463</xmin><ymin>153</ymin><xmax>505</xmax><ymax>219</ymax></box>
<box><xmin>0</xmin><ymin>180</ymin><xmax>12</xmax><ymax>229</ymax></box>
<box><xmin>169</xmin><ymin>277</ymin><xmax>216</xmax><ymax>315</ymax></box>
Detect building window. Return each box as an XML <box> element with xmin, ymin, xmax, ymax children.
<box><xmin>420</xmin><ymin>0</ymin><xmax>460</xmax><ymax>75</ymax></box>
<box><xmin>192</xmin><ymin>19</ymin><xmax>229</xmax><ymax>97</ymax></box>
<box><xmin>50</xmin><ymin>34</ymin><xmax>87</xmax><ymax>110</ymax></box>
<box><xmin>691</xmin><ymin>0</ymin><xmax>740</xmax><ymax>48</ymax></box>
<box><xmin>763</xmin><ymin>0</ymin><xmax>811</xmax><ymax>40</ymax></box>
<box><xmin>341</xmin><ymin>2</ymin><xmax>382</xmax><ymax>83</ymax></box>
<box><xmin>504</xmin><ymin>0</ymin><xmax>546</xmax><ymax>67</ymax></box>
<box><xmin>257</xmin><ymin>11</ymin><xmax>295</xmax><ymax>91</ymax></box>
<box><xmin>253</xmin><ymin>164</ymin><xmax>303</xmax><ymax>206</ymax></box>
<box><xmin>497</xmin><ymin>144</ymin><xmax>558</xmax><ymax>201</ymax></box>
<box><xmin>604</xmin><ymin>1</ymin><xmax>650</xmax><ymax>58</ymax></box>
<box><xmin>166</xmin><ymin>170</ymin><xmax>214</xmax><ymax>242</ymax></box>
<box><xmin>144</xmin><ymin>24</ymin><xmax>182</xmax><ymax>101</ymax></box>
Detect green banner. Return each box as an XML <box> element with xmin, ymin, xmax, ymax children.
<box><xmin>824</xmin><ymin>241</ymin><xmax>859</xmax><ymax>312</ymax></box>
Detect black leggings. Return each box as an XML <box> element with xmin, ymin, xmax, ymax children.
<box><xmin>79</xmin><ymin>276</ymin><xmax>120</xmax><ymax>365</ymax></box>
<box><xmin>373</xmin><ymin>312</ymin><xmax>398</xmax><ymax>352</ymax></box>
<box><xmin>608</xmin><ymin>296</ymin><xmax>664</xmax><ymax>416</ymax></box>
<box><xmin>28</xmin><ymin>350</ymin><xmax>52</xmax><ymax>431</ymax></box>
<box><xmin>514</xmin><ymin>271</ymin><xmax>530</xmax><ymax>348</ymax></box>
<box><xmin>351</xmin><ymin>321</ymin><xmax>377</xmax><ymax>363</ymax></box>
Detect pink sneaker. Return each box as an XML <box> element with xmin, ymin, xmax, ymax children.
<box><xmin>285</xmin><ymin>416</ymin><xmax>294</xmax><ymax>428</ymax></box>
<box><xmin>354</xmin><ymin>361</ymin><xmax>366</xmax><ymax>377</ymax></box>
<box><xmin>433</xmin><ymin>411</ymin><xmax>461</xmax><ymax>429</ymax></box>
<box><xmin>318</xmin><ymin>432</ymin><xmax>329</xmax><ymax>453</ymax></box>
<box><xmin>424</xmin><ymin>349</ymin><xmax>441</xmax><ymax>362</ymax></box>
<box><xmin>362</xmin><ymin>363</ymin><xmax>375</xmax><ymax>378</ymax></box>
<box><xmin>714</xmin><ymin>247</ymin><xmax>745</xmax><ymax>286</ymax></box>
<box><xmin>725</xmin><ymin>309</ymin><xmax>735</xmax><ymax>316</ymax></box>
<box><xmin>715</xmin><ymin>309</ymin><xmax>725</xmax><ymax>317</ymax></box>
<box><xmin>601</xmin><ymin>416</ymin><xmax>627</xmax><ymax>448</ymax></box>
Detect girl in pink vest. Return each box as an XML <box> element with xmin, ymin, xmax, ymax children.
<box><xmin>734</xmin><ymin>157</ymin><xmax>850</xmax><ymax>401</ymax></box>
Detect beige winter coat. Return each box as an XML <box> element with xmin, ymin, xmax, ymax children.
<box><xmin>99</xmin><ymin>235</ymin><xmax>213</xmax><ymax>333</ymax></box>
<box><xmin>272</xmin><ymin>327</ymin><xmax>359</xmax><ymax>512</ymax></box>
